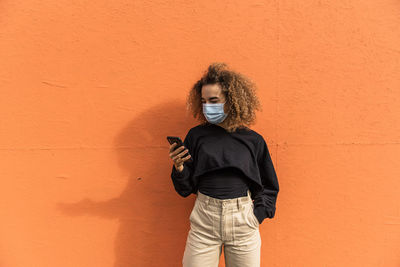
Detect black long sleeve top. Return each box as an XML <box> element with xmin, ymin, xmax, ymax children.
<box><xmin>170</xmin><ymin>122</ymin><xmax>279</xmax><ymax>224</ymax></box>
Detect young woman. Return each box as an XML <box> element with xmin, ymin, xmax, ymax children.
<box><xmin>168</xmin><ymin>62</ymin><xmax>279</xmax><ymax>267</ymax></box>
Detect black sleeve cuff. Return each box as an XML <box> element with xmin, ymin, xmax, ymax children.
<box><xmin>253</xmin><ymin>206</ymin><xmax>267</xmax><ymax>224</ymax></box>
<box><xmin>172</xmin><ymin>165</ymin><xmax>186</xmax><ymax>178</ymax></box>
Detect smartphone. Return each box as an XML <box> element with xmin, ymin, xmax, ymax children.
<box><xmin>167</xmin><ymin>136</ymin><xmax>193</xmax><ymax>163</ymax></box>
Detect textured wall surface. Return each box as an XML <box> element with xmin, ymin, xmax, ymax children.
<box><xmin>0</xmin><ymin>0</ymin><xmax>399</xmax><ymax>266</ymax></box>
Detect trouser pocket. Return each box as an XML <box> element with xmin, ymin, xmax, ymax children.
<box><xmin>233</xmin><ymin>201</ymin><xmax>259</xmax><ymax>239</ymax></box>
<box><xmin>248</xmin><ymin>202</ymin><xmax>260</xmax><ymax>227</ymax></box>
<box><xmin>189</xmin><ymin>200</ymin><xmax>199</xmax><ymax>223</ymax></box>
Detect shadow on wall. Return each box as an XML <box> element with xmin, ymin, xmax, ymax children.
<box><xmin>56</xmin><ymin>100</ymin><xmax>198</xmax><ymax>266</ymax></box>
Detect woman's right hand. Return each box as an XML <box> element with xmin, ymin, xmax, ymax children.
<box><xmin>169</xmin><ymin>143</ymin><xmax>192</xmax><ymax>172</ymax></box>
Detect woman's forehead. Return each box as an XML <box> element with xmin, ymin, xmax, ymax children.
<box><xmin>201</xmin><ymin>83</ymin><xmax>223</xmax><ymax>97</ymax></box>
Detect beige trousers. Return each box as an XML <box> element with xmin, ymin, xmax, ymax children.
<box><xmin>182</xmin><ymin>189</ymin><xmax>261</xmax><ymax>267</ymax></box>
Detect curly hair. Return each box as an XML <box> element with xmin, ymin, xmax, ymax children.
<box><xmin>186</xmin><ymin>62</ymin><xmax>263</xmax><ymax>133</ymax></box>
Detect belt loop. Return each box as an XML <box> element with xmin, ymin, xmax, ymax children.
<box><xmin>236</xmin><ymin>197</ymin><xmax>240</xmax><ymax>210</ymax></box>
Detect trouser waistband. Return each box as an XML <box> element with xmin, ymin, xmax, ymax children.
<box><xmin>196</xmin><ymin>189</ymin><xmax>253</xmax><ymax>210</ymax></box>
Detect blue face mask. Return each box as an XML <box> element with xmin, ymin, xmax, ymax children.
<box><xmin>202</xmin><ymin>102</ymin><xmax>228</xmax><ymax>124</ymax></box>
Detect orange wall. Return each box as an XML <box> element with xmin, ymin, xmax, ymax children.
<box><xmin>1</xmin><ymin>0</ymin><xmax>399</xmax><ymax>266</ymax></box>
